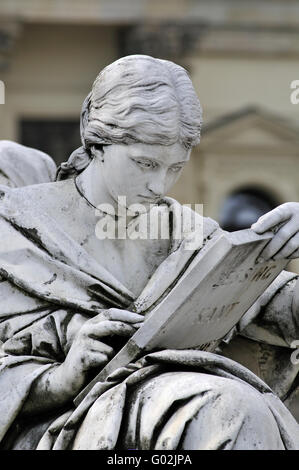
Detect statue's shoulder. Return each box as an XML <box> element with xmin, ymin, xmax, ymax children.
<box><xmin>0</xmin><ymin>179</ymin><xmax>75</xmax><ymax>217</ymax></box>
<box><xmin>0</xmin><ymin>140</ymin><xmax>57</xmax><ymax>187</ymax></box>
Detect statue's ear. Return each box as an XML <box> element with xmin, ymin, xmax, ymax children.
<box><xmin>90</xmin><ymin>144</ymin><xmax>104</xmax><ymax>162</ymax></box>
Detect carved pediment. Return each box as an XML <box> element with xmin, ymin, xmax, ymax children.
<box><xmin>200</xmin><ymin>107</ymin><xmax>299</xmax><ymax>151</ymax></box>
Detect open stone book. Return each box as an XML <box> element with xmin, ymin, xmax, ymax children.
<box><xmin>75</xmin><ymin>228</ymin><xmax>289</xmax><ymax>405</ymax></box>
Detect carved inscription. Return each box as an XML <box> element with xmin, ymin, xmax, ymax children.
<box><xmin>198</xmin><ymin>302</ymin><xmax>240</xmax><ymax>322</ymax></box>
<box><xmin>250</xmin><ymin>265</ymin><xmax>276</xmax><ymax>281</ymax></box>
<box><xmin>213</xmin><ymin>264</ymin><xmax>277</xmax><ymax>287</ymax></box>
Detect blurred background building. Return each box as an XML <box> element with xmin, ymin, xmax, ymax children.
<box><xmin>0</xmin><ymin>0</ymin><xmax>299</xmax><ymax>261</ymax></box>
<box><xmin>0</xmin><ymin>0</ymin><xmax>298</xmax><ymax>420</ymax></box>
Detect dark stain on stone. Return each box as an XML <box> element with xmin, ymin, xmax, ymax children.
<box><xmin>44</xmin><ymin>273</ymin><xmax>57</xmax><ymax>285</ymax></box>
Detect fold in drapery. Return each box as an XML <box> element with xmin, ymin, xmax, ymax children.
<box><xmin>37</xmin><ymin>350</ymin><xmax>299</xmax><ymax>450</ymax></box>
<box><xmin>0</xmin><ymin>141</ymin><xmax>56</xmax><ymax>187</ymax></box>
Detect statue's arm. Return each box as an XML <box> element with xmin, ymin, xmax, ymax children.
<box><xmin>239</xmin><ymin>274</ymin><xmax>299</xmax><ymax>348</ymax></box>
<box><xmin>243</xmin><ymin>201</ymin><xmax>299</xmax><ymax>346</ymax></box>
<box><xmin>17</xmin><ymin>308</ymin><xmax>143</xmax><ymax>416</ymax></box>
<box><xmin>251</xmin><ymin>202</ymin><xmax>299</xmax><ymax>261</ymax></box>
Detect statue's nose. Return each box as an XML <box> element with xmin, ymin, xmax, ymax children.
<box><xmin>147</xmin><ymin>187</ymin><xmax>163</xmax><ymax>198</ymax></box>
<box><xmin>146</xmin><ymin>170</ymin><xmax>167</xmax><ymax>197</ymax></box>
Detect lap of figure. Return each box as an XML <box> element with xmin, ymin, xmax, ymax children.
<box><xmin>72</xmin><ymin>371</ymin><xmax>286</xmax><ymax>450</ymax></box>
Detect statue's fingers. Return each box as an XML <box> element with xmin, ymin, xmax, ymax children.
<box><xmin>89</xmin><ymin>309</ymin><xmax>143</xmax><ymax>324</ymax></box>
<box><xmin>86</xmin><ymin>320</ymin><xmax>136</xmax><ymax>338</ymax></box>
<box><xmin>86</xmin><ymin>337</ymin><xmax>114</xmax><ymax>357</ymax></box>
<box><xmin>85</xmin><ymin>351</ymin><xmax>110</xmax><ymax>368</ymax></box>
<box><xmin>251</xmin><ymin>205</ymin><xmax>291</xmax><ymax>233</ymax></box>
<box><xmin>88</xmin><ymin>309</ymin><xmax>110</xmax><ymax>323</ymax></box>
<box><xmin>258</xmin><ymin>221</ymin><xmax>298</xmax><ymax>260</ymax></box>
<box><xmin>132</xmin><ymin>321</ymin><xmax>144</xmax><ymax>328</ymax></box>
<box><xmin>106</xmin><ymin>309</ymin><xmax>144</xmax><ymax>323</ymax></box>
<box><xmin>272</xmin><ymin>232</ymin><xmax>299</xmax><ymax>260</ymax></box>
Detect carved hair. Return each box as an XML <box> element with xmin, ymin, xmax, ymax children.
<box><xmin>56</xmin><ymin>55</ymin><xmax>202</xmax><ymax>180</ymax></box>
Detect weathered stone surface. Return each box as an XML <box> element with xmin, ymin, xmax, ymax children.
<box><xmin>0</xmin><ymin>55</ymin><xmax>298</xmax><ymax>450</ymax></box>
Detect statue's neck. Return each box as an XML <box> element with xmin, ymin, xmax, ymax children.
<box><xmin>75</xmin><ymin>158</ymin><xmax>116</xmax><ymax>213</ymax></box>
<box><xmin>75</xmin><ymin>158</ymin><xmax>137</xmax><ymax>225</ymax></box>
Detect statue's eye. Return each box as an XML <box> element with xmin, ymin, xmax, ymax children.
<box><xmin>132</xmin><ymin>159</ymin><xmax>157</xmax><ymax>169</ymax></box>
<box><xmin>170</xmin><ymin>165</ymin><xmax>183</xmax><ymax>173</ymax></box>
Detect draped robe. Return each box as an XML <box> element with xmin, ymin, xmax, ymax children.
<box><xmin>0</xmin><ymin>184</ymin><xmax>298</xmax><ymax>450</ymax></box>
<box><xmin>0</xmin><ymin>141</ymin><xmax>56</xmax><ymax>188</ymax></box>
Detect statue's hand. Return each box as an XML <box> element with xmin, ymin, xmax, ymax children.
<box><xmin>251</xmin><ymin>202</ymin><xmax>299</xmax><ymax>260</ymax></box>
<box><xmin>61</xmin><ymin>308</ymin><xmax>144</xmax><ymax>394</ymax></box>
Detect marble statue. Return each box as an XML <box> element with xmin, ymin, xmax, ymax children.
<box><xmin>0</xmin><ymin>140</ymin><xmax>56</xmax><ymax>187</ymax></box>
<box><xmin>0</xmin><ymin>55</ymin><xmax>298</xmax><ymax>450</ymax></box>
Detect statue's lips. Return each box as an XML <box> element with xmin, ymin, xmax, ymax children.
<box><xmin>138</xmin><ymin>194</ymin><xmax>161</xmax><ymax>202</ymax></box>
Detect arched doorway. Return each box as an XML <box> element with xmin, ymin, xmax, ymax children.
<box><xmin>219</xmin><ymin>187</ymin><xmax>279</xmax><ymax>232</ymax></box>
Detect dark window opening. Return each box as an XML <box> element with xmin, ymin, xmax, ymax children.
<box><xmin>19</xmin><ymin>119</ymin><xmax>81</xmax><ymax>166</ymax></box>
<box><xmin>219</xmin><ymin>187</ymin><xmax>279</xmax><ymax>232</ymax></box>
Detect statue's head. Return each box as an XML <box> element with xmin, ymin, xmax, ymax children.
<box><xmin>83</xmin><ymin>54</ymin><xmax>201</xmax><ymax>150</ymax></box>
<box><xmin>57</xmin><ymin>55</ymin><xmax>202</xmax><ymax>183</ymax></box>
